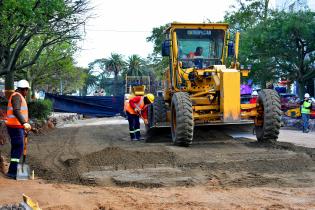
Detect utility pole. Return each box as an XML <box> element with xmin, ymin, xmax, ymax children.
<box><xmin>60</xmin><ymin>80</ymin><xmax>63</xmax><ymax>95</ymax></box>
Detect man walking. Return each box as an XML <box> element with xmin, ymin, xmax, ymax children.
<box><xmin>300</xmin><ymin>93</ymin><xmax>312</xmax><ymax>133</ymax></box>
<box><xmin>124</xmin><ymin>93</ymin><xmax>154</xmax><ymax>140</ymax></box>
<box><xmin>5</xmin><ymin>80</ymin><xmax>31</xmax><ymax>179</ymax></box>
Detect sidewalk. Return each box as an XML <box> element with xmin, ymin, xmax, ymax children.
<box><xmin>226</xmin><ymin>127</ymin><xmax>315</xmax><ymax>149</ymax></box>
<box><xmin>278</xmin><ymin>128</ymin><xmax>315</xmax><ymax>148</ymax></box>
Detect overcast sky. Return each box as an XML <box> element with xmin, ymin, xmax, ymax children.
<box><xmin>75</xmin><ymin>0</ymin><xmax>275</xmax><ymax>68</ymax></box>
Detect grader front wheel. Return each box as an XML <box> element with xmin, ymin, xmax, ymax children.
<box><xmin>255</xmin><ymin>89</ymin><xmax>281</xmax><ymax>143</ymax></box>
<box><xmin>171</xmin><ymin>92</ymin><xmax>194</xmax><ymax>146</ymax></box>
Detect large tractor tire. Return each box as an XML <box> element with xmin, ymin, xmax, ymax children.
<box><xmin>171</xmin><ymin>92</ymin><xmax>194</xmax><ymax>146</ymax></box>
<box><xmin>153</xmin><ymin>96</ymin><xmax>167</xmax><ymax>124</ymax></box>
<box><xmin>145</xmin><ymin>96</ymin><xmax>167</xmax><ymax>142</ymax></box>
<box><xmin>255</xmin><ymin>89</ymin><xmax>281</xmax><ymax>143</ymax></box>
<box><xmin>146</xmin><ymin>104</ymin><xmax>154</xmax><ymax>129</ymax></box>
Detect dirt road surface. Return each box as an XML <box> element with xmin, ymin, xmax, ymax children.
<box><xmin>0</xmin><ymin>117</ymin><xmax>314</xmax><ymax>209</ymax></box>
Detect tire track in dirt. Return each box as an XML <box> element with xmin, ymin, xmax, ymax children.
<box><xmin>29</xmin><ymin>128</ymin><xmax>84</xmax><ymax>182</ymax></box>
<box><xmin>26</xmin><ymin>123</ymin><xmax>315</xmax><ymax>188</ymax></box>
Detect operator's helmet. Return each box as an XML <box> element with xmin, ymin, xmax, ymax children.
<box><xmin>251</xmin><ymin>91</ymin><xmax>258</xmax><ymax>96</ymax></box>
<box><xmin>146</xmin><ymin>93</ymin><xmax>155</xmax><ymax>103</ymax></box>
<box><xmin>304</xmin><ymin>93</ymin><xmax>310</xmax><ymax>98</ymax></box>
<box><xmin>17</xmin><ymin>80</ymin><xmax>30</xmax><ymax>89</ymax></box>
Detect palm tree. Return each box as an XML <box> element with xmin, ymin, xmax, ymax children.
<box><xmin>104</xmin><ymin>53</ymin><xmax>126</xmax><ymax>96</ymax></box>
<box><xmin>81</xmin><ymin>67</ymin><xmax>98</xmax><ymax>96</ymax></box>
<box><xmin>126</xmin><ymin>54</ymin><xmax>146</xmax><ymax>76</ymax></box>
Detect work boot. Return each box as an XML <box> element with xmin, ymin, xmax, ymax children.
<box><xmin>5</xmin><ymin>173</ymin><xmax>16</xmax><ymax>180</ymax></box>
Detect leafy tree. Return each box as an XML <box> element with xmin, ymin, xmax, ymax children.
<box><xmin>125</xmin><ymin>54</ymin><xmax>146</xmax><ymax>76</ymax></box>
<box><xmin>146</xmin><ymin>24</ymin><xmax>169</xmax><ymax>80</ymax></box>
<box><xmin>146</xmin><ymin>55</ymin><xmax>168</xmax><ymax>80</ymax></box>
<box><xmin>15</xmin><ymin>40</ymin><xmax>85</xmax><ymax>96</ymax></box>
<box><xmin>104</xmin><ymin>53</ymin><xmax>126</xmax><ymax>96</ymax></box>
<box><xmin>97</xmin><ymin>73</ymin><xmax>124</xmax><ymax>96</ymax></box>
<box><xmin>224</xmin><ymin>0</ymin><xmax>272</xmax><ymax>32</ymax></box>
<box><xmin>0</xmin><ymin>0</ymin><xmax>89</xmax><ymax>91</ymax></box>
<box><xmin>36</xmin><ymin>57</ymin><xmax>85</xmax><ymax>94</ymax></box>
<box><xmin>245</xmin><ymin>11</ymin><xmax>315</xmax><ymax>97</ymax></box>
<box><xmin>81</xmin><ymin>67</ymin><xmax>98</xmax><ymax>96</ymax></box>
<box><xmin>225</xmin><ymin>0</ymin><xmax>315</xmax><ymax>98</ymax></box>
<box><xmin>90</xmin><ymin>53</ymin><xmax>126</xmax><ymax>96</ymax></box>
<box><xmin>146</xmin><ymin>24</ymin><xmax>169</xmax><ymax>56</ymax></box>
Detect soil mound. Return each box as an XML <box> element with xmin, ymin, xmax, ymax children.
<box><xmin>85</xmin><ymin>147</ymin><xmax>177</xmax><ymax>169</ymax></box>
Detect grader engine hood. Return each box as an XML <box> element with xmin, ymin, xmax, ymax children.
<box><xmin>178</xmin><ymin>65</ymin><xmax>241</xmax><ymax>123</ymax></box>
<box><xmin>218</xmin><ymin>67</ymin><xmax>241</xmax><ymax>122</ymax></box>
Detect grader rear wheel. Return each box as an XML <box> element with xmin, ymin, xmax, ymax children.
<box><xmin>255</xmin><ymin>89</ymin><xmax>281</xmax><ymax>143</ymax></box>
<box><xmin>145</xmin><ymin>96</ymin><xmax>167</xmax><ymax>140</ymax></box>
<box><xmin>146</xmin><ymin>104</ymin><xmax>154</xmax><ymax>129</ymax></box>
<box><xmin>171</xmin><ymin>92</ymin><xmax>194</xmax><ymax>146</ymax></box>
<box><xmin>153</xmin><ymin>96</ymin><xmax>167</xmax><ymax>124</ymax></box>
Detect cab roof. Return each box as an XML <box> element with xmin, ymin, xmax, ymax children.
<box><xmin>165</xmin><ymin>22</ymin><xmax>229</xmax><ymax>33</ymax></box>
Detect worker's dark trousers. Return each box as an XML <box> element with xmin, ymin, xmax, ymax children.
<box><xmin>127</xmin><ymin>113</ymin><xmax>141</xmax><ymax>140</ymax></box>
<box><xmin>6</xmin><ymin>127</ymin><xmax>24</xmax><ymax>177</ymax></box>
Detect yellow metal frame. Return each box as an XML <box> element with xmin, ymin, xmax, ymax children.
<box><xmin>23</xmin><ymin>194</ymin><xmax>41</xmax><ymax>210</ymax></box>
<box><xmin>161</xmin><ymin>22</ymin><xmax>258</xmax><ymax>126</ymax></box>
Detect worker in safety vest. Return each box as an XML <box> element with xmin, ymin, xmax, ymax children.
<box><xmin>5</xmin><ymin>80</ymin><xmax>32</xmax><ymax>179</ymax></box>
<box><xmin>249</xmin><ymin>90</ymin><xmax>259</xmax><ymax>104</ymax></box>
<box><xmin>300</xmin><ymin>93</ymin><xmax>312</xmax><ymax>133</ymax></box>
<box><xmin>124</xmin><ymin>93</ymin><xmax>155</xmax><ymax>140</ymax></box>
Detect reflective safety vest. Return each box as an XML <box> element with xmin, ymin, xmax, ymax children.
<box><xmin>301</xmin><ymin>100</ymin><xmax>311</xmax><ymax>114</ymax></box>
<box><xmin>124</xmin><ymin>96</ymin><xmax>145</xmax><ymax>115</ymax></box>
<box><xmin>5</xmin><ymin>92</ymin><xmax>28</xmax><ymax>128</ymax></box>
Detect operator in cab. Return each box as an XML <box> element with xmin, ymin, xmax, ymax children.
<box><xmin>188</xmin><ymin>47</ymin><xmax>204</xmax><ymax>68</ymax></box>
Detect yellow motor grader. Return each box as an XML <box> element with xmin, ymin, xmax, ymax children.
<box><xmin>147</xmin><ymin>23</ymin><xmax>281</xmax><ymax>146</ymax></box>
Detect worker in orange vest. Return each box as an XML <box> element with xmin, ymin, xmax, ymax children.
<box><xmin>124</xmin><ymin>93</ymin><xmax>155</xmax><ymax>140</ymax></box>
<box><xmin>5</xmin><ymin>80</ymin><xmax>32</xmax><ymax>179</ymax></box>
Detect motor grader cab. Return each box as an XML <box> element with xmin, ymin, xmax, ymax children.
<box><xmin>147</xmin><ymin>23</ymin><xmax>281</xmax><ymax>146</ymax></box>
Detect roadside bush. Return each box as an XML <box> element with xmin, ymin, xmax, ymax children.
<box><xmin>28</xmin><ymin>99</ymin><xmax>53</xmax><ymax>120</ymax></box>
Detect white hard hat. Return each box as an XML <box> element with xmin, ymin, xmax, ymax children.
<box><xmin>304</xmin><ymin>93</ymin><xmax>310</xmax><ymax>98</ymax></box>
<box><xmin>124</xmin><ymin>93</ymin><xmax>131</xmax><ymax>100</ymax></box>
<box><xmin>17</xmin><ymin>80</ymin><xmax>30</xmax><ymax>89</ymax></box>
<box><xmin>252</xmin><ymin>91</ymin><xmax>258</xmax><ymax>96</ymax></box>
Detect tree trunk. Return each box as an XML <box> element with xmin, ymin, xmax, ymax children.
<box><xmin>81</xmin><ymin>86</ymin><xmax>87</xmax><ymax>96</ymax></box>
<box><xmin>26</xmin><ymin>70</ymin><xmax>33</xmax><ymax>101</ymax></box>
<box><xmin>298</xmin><ymin>80</ymin><xmax>306</xmax><ymax>100</ymax></box>
<box><xmin>29</xmin><ymin>80</ymin><xmax>35</xmax><ymax>101</ymax></box>
<box><xmin>114</xmin><ymin>72</ymin><xmax>118</xmax><ymax>96</ymax></box>
<box><xmin>5</xmin><ymin>71</ymin><xmax>15</xmax><ymax>99</ymax></box>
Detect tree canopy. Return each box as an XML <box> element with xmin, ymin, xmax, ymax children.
<box><xmin>0</xmin><ymin>0</ymin><xmax>89</xmax><ymax>90</ymax></box>
<box><xmin>225</xmin><ymin>0</ymin><xmax>315</xmax><ymax>97</ymax></box>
